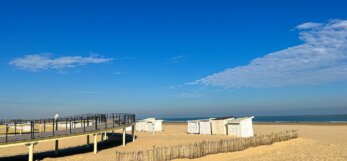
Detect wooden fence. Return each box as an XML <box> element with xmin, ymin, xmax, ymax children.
<box><xmin>115</xmin><ymin>129</ymin><xmax>298</xmax><ymax>161</ymax></box>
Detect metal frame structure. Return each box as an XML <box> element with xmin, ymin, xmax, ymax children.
<box><xmin>0</xmin><ymin>113</ymin><xmax>136</xmax><ymax>161</ymax></box>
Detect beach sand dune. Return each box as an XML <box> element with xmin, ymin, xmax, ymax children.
<box><xmin>0</xmin><ymin>123</ymin><xmax>346</xmax><ymax>161</ymax></box>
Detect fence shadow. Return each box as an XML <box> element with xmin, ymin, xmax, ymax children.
<box><xmin>0</xmin><ymin>133</ymin><xmax>136</xmax><ymax>161</ymax></box>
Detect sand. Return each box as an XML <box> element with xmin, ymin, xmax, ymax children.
<box><xmin>0</xmin><ymin>123</ymin><xmax>347</xmax><ymax>161</ymax></box>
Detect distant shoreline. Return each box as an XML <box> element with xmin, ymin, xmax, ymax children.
<box><xmin>163</xmin><ymin>121</ymin><xmax>347</xmax><ymax>125</ymax></box>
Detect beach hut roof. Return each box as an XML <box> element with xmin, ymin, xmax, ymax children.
<box><xmin>137</xmin><ymin>118</ymin><xmax>157</xmax><ymax>123</ymax></box>
<box><xmin>187</xmin><ymin>120</ymin><xmax>200</xmax><ymax>123</ymax></box>
<box><xmin>214</xmin><ymin>116</ymin><xmax>235</xmax><ymax>120</ymax></box>
<box><xmin>227</xmin><ymin>116</ymin><xmax>254</xmax><ymax>124</ymax></box>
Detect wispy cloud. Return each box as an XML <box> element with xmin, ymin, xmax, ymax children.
<box><xmin>162</xmin><ymin>84</ymin><xmax>186</xmax><ymax>89</ymax></box>
<box><xmin>192</xmin><ymin>19</ymin><xmax>347</xmax><ymax>88</ymax></box>
<box><xmin>176</xmin><ymin>92</ymin><xmax>202</xmax><ymax>98</ymax></box>
<box><xmin>296</xmin><ymin>22</ymin><xmax>322</xmax><ymax>29</ymax></box>
<box><xmin>157</xmin><ymin>55</ymin><xmax>190</xmax><ymax>65</ymax></box>
<box><xmin>9</xmin><ymin>54</ymin><xmax>112</xmax><ymax>71</ymax></box>
<box><xmin>112</xmin><ymin>71</ymin><xmax>122</xmax><ymax>75</ymax></box>
<box><xmin>168</xmin><ymin>55</ymin><xmax>189</xmax><ymax>64</ymax></box>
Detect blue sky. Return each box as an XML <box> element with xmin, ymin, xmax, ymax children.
<box><xmin>1</xmin><ymin>0</ymin><xmax>347</xmax><ymax>119</ymax></box>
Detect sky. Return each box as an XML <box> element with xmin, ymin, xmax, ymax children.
<box><xmin>1</xmin><ymin>0</ymin><xmax>347</xmax><ymax>119</ymax></box>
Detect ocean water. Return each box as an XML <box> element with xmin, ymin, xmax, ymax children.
<box><xmin>159</xmin><ymin>114</ymin><xmax>347</xmax><ymax>123</ymax></box>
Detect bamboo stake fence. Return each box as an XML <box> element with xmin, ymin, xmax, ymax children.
<box><xmin>115</xmin><ymin>129</ymin><xmax>298</xmax><ymax>161</ymax></box>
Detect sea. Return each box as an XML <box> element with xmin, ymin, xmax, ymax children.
<box><xmin>158</xmin><ymin>114</ymin><xmax>347</xmax><ymax>123</ymax></box>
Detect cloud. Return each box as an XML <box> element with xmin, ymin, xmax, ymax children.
<box><xmin>9</xmin><ymin>54</ymin><xmax>112</xmax><ymax>71</ymax></box>
<box><xmin>176</xmin><ymin>92</ymin><xmax>202</xmax><ymax>98</ymax></box>
<box><xmin>296</xmin><ymin>22</ymin><xmax>322</xmax><ymax>30</ymax></box>
<box><xmin>192</xmin><ymin>19</ymin><xmax>347</xmax><ymax>88</ymax></box>
<box><xmin>167</xmin><ymin>55</ymin><xmax>189</xmax><ymax>64</ymax></box>
<box><xmin>157</xmin><ymin>55</ymin><xmax>190</xmax><ymax>65</ymax></box>
<box><xmin>112</xmin><ymin>71</ymin><xmax>122</xmax><ymax>75</ymax></box>
<box><xmin>168</xmin><ymin>55</ymin><xmax>189</xmax><ymax>64</ymax></box>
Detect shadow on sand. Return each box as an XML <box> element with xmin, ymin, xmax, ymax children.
<box><xmin>0</xmin><ymin>133</ymin><xmax>136</xmax><ymax>161</ymax></box>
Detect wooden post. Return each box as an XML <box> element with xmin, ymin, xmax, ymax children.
<box><xmin>52</xmin><ymin>120</ymin><xmax>55</xmax><ymax>136</ymax></box>
<box><xmin>54</xmin><ymin>140</ymin><xmax>59</xmax><ymax>155</ymax></box>
<box><xmin>31</xmin><ymin>121</ymin><xmax>35</xmax><ymax>139</ymax></box>
<box><xmin>104</xmin><ymin>131</ymin><xmax>108</xmax><ymax>140</ymax></box>
<box><xmin>94</xmin><ymin>134</ymin><xmax>98</xmax><ymax>154</ymax></box>
<box><xmin>56</xmin><ymin>119</ymin><xmax>58</xmax><ymax>131</ymax></box>
<box><xmin>5</xmin><ymin>124</ymin><xmax>8</xmax><ymax>142</ymax></box>
<box><xmin>122</xmin><ymin>128</ymin><xmax>126</xmax><ymax>146</ymax></box>
<box><xmin>26</xmin><ymin>142</ymin><xmax>37</xmax><ymax>161</ymax></box>
<box><xmin>65</xmin><ymin>118</ymin><xmax>68</xmax><ymax>130</ymax></box>
<box><xmin>152</xmin><ymin>123</ymin><xmax>155</xmax><ymax>135</ymax></box>
<box><xmin>118</xmin><ymin>114</ymin><xmax>121</xmax><ymax>126</ymax></box>
<box><xmin>43</xmin><ymin>120</ymin><xmax>46</xmax><ymax>132</ymax></box>
<box><xmin>86</xmin><ymin>135</ymin><xmax>90</xmax><ymax>148</ymax></box>
<box><xmin>14</xmin><ymin>120</ymin><xmax>17</xmax><ymax>135</ymax></box>
<box><xmin>69</xmin><ymin>120</ymin><xmax>72</xmax><ymax>133</ymax></box>
<box><xmin>132</xmin><ymin>125</ymin><xmax>135</xmax><ymax>142</ymax></box>
<box><xmin>83</xmin><ymin>119</ymin><xmax>86</xmax><ymax>132</ymax></box>
<box><xmin>123</xmin><ymin>115</ymin><xmax>126</xmax><ymax>125</ymax></box>
<box><xmin>28</xmin><ymin>143</ymin><xmax>34</xmax><ymax>161</ymax></box>
<box><xmin>105</xmin><ymin>117</ymin><xmax>107</xmax><ymax>129</ymax></box>
<box><xmin>95</xmin><ymin>117</ymin><xmax>98</xmax><ymax>130</ymax></box>
<box><xmin>112</xmin><ymin>113</ymin><xmax>115</xmax><ymax>127</ymax></box>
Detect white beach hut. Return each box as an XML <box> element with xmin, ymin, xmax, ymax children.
<box><xmin>199</xmin><ymin>119</ymin><xmax>213</xmax><ymax>135</ymax></box>
<box><xmin>143</xmin><ymin>118</ymin><xmax>156</xmax><ymax>122</ymax></box>
<box><xmin>154</xmin><ymin>120</ymin><xmax>163</xmax><ymax>131</ymax></box>
<box><xmin>146</xmin><ymin>122</ymin><xmax>154</xmax><ymax>131</ymax></box>
<box><xmin>226</xmin><ymin>116</ymin><xmax>254</xmax><ymax>137</ymax></box>
<box><xmin>211</xmin><ymin>116</ymin><xmax>235</xmax><ymax>135</ymax></box>
<box><xmin>143</xmin><ymin>118</ymin><xmax>155</xmax><ymax>131</ymax></box>
<box><xmin>135</xmin><ymin>118</ymin><xmax>163</xmax><ymax>132</ymax></box>
<box><xmin>135</xmin><ymin>121</ymin><xmax>144</xmax><ymax>131</ymax></box>
<box><xmin>135</xmin><ymin>120</ymin><xmax>148</xmax><ymax>131</ymax></box>
<box><xmin>145</xmin><ymin>120</ymin><xmax>163</xmax><ymax>131</ymax></box>
<box><xmin>187</xmin><ymin>120</ymin><xmax>200</xmax><ymax>134</ymax></box>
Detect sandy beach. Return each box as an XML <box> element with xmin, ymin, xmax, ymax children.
<box><xmin>0</xmin><ymin>123</ymin><xmax>346</xmax><ymax>161</ymax></box>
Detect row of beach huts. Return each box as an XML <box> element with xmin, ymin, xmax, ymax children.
<box><xmin>187</xmin><ymin>116</ymin><xmax>254</xmax><ymax>137</ymax></box>
<box><xmin>134</xmin><ymin>116</ymin><xmax>254</xmax><ymax>138</ymax></box>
